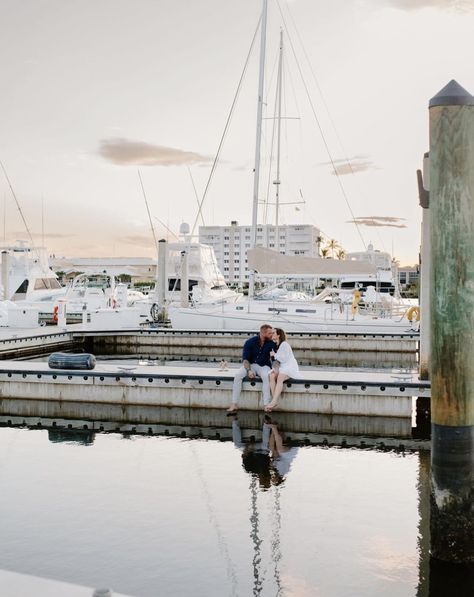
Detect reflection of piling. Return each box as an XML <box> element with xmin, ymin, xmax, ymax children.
<box><xmin>429</xmin><ymin>80</ymin><xmax>474</xmax><ymax>562</ymax></box>
<box><xmin>416</xmin><ymin>451</ymin><xmax>430</xmax><ymax>597</ymax></box>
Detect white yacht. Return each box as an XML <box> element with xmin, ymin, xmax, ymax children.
<box><xmin>0</xmin><ymin>242</ymin><xmax>64</xmax><ymax>304</ymax></box>
<box><xmin>339</xmin><ymin>244</ymin><xmax>400</xmax><ymax>299</ymax></box>
<box><xmin>165</xmin><ymin>239</ymin><xmax>240</xmax><ymax>305</ymax></box>
<box><xmin>168</xmin><ymin>246</ymin><xmax>415</xmax><ymax>333</ymax></box>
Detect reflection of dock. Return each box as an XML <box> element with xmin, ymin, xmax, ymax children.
<box><xmin>0</xmin><ymin>362</ymin><xmax>429</xmax><ymax>417</ymax></box>
<box><xmin>0</xmin><ymin>403</ymin><xmax>429</xmax><ymax>449</ymax></box>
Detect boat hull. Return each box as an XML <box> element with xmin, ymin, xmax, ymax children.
<box><xmin>168</xmin><ymin>303</ymin><xmax>416</xmax><ymax>334</ymax></box>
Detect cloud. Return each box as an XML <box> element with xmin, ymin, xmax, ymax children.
<box><xmin>377</xmin><ymin>0</ymin><xmax>474</xmax><ymax>10</ymax></box>
<box><xmin>118</xmin><ymin>234</ymin><xmax>156</xmax><ymax>248</ymax></box>
<box><xmin>99</xmin><ymin>138</ymin><xmax>211</xmax><ymax>167</ymax></box>
<box><xmin>7</xmin><ymin>231</ymin><xmax>74</xmax><ymax>239</ymax></box>
<box><xmin>319</xmin><ymin>155</ymin><xmax>378</xmax><ymax>176</ymax></box>
<box><xmin>347</xmin><ymin>216</ymin><xmax>408</xmax><ymax>228</ymax></box>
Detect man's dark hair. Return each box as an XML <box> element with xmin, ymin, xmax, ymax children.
<box><xmin>259</xmin><ymin>323</ymin><xmax>273</xmax><ymax>332</ymax></box>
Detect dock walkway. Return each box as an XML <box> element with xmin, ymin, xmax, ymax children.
<box><xmin>0</xmin><ymin>361</ymin><xmax>429</xmax><ymax>417</ymax></box>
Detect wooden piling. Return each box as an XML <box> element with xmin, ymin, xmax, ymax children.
<box><xmin>429</xmin><ymin>80</ymin><xmax>474</xmax><ymax>562</ymax></box>
<box><xmin>418</xmin><ymin>152</ymin><xmax>430</xmax><ymax>380</ymax></box>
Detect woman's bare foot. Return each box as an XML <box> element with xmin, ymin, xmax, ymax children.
<box><xmin>264</xmin><ymin>401</ymin><xmax>277</xmax><ymax>412</ymax></box>
<box><xmin>226</xmin><ymin>405</ymin><xmax>238</xmax><ymax>412</ymax></box>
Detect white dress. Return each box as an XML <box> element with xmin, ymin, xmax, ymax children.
<box><xmin>274</xmin><ymin>341</ymin><xmax>300</xmax><ymax>378</ymax></box>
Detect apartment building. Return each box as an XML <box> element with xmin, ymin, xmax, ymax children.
<box><xmin>199</xmin><ymin>221</ymin><xmax>321</xmax><ymax>285</ymax></box>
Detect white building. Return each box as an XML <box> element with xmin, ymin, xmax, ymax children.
<box><xmin>199</xmin><ymin>221</ymin><xmax>321</xmax><ymax>285</ymax></box>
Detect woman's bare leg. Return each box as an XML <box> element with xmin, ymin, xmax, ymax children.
<box><xmin>269</xmin><ymin>372</ymin><xmax>276</xmax><ymax>398</ymax></box>
<box><xmin>265</xmin><ymin>374</ymin><xmax>289</xmax><ymax>411</ymax></box>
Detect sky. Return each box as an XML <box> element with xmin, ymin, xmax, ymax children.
<box><xmin>0</xmin><ymin>0</ymin><xmax>473</xmax><ymax>265</ymax></box>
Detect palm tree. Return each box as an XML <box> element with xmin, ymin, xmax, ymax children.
<box><xmin>321</xmin><ymin>247</ymin><xmax>330</xmax><ymax>258</ymax></box>
<box><xmin>336</xmin><ymin>249</ymin><xmax>346</xmax><ymax>260</ymax></box>
<box><xmin>316</xmin><ymin>235</ymin><xmax>323</xmax><ymax>256</ymax></box>
<box><xmin>325</xmin><ymin>239</ymin><xmax>340</xmax><ymax>259</ymax></box>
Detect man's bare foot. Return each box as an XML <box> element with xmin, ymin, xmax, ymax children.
<box><xmin>226</xmin><ymin>405</ymin><xmax>238</xmax><ymax>412</ymax></box>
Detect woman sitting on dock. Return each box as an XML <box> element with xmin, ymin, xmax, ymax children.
<box><xmin>265</xmin><ymin>328</ymin><xmax>300</xmax><ymax>412</ymax></box>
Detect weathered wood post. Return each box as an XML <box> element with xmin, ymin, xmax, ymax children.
<box><xmin>429</xmin><ymin>79</ymin><xmax>474</xmax><ymax>562</ymax></box>
<box><xmin>417</xmin><ymin>153</ymin><xmax>430</xmax><ymax>380</ymax></box>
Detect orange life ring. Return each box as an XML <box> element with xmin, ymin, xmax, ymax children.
<box><xmin>52</xmin><ymin>305</ymin><xmax>59</xmax><ymax>323</ymax></box>
<box><xmin>406</xmin><ymin>305</ymin><xmax>420</xmax><ymax>322</ymax></box>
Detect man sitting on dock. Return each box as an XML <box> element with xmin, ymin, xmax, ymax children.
<box><xmin>227</xmin><ymin>324</ymin><xmax>277</xmax><ymax>412</ymax></box>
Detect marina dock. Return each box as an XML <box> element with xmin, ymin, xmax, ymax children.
<box><xmin>0</xmin><ymin>360</ymin><xmax>428</xmax><ymax>417</ymax></box>
<box><xmin>76</xmin><ymin>327</ymin><xmax>419</xmax><ymax>368</ymax></box>
<box><xmin>0</xmin><ymin>327</ymin><xmax>76</xmax><ymax>359</ymax></box>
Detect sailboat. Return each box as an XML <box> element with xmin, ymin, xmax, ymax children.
<box><xmin>168</xmin><ymin>0</ymin><xmax>417</xmax><ymax>333</ymax></box>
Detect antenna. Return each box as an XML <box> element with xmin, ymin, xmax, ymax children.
<box><xmin>137</xmin><ymin>169</ymin><xmax>158</xmax><ymax>253</ymax></box>
<box><xmin>41</xmin><ymin>195</ymin><xmax>45</xmax><ymax>249</ymax></box>
<box><xmin>187</xmin><ymin>167</ymin><xmax>205</xmax><ymax>227</ymax></box>
<box><xmin>0</xmin><ymin>159</ymin><xmax>38</xmax><ymax>253</ymax></box>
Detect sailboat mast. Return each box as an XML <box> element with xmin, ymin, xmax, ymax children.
<box><xmin>249</xmin><ymin>0</ymin><xmax>268</xmax><ymax>298</ymax></box>
<box><xmin>275</xmin><ymin>28</ymin><xmax>283</xmax><ymax>253</ymax></box>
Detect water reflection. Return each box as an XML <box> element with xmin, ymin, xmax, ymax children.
<box><xmin>232</xmin><ymin>415</ymin><xmax>299</xmax><ymax>489</ymax></box>
<box><xmin>0</xmin><ymin>399</ymin><xmax>423</xmax><ymax>447</ymax></box>
<box><xmin>0</xmin><ymin>417</ymin><xmax>462</xmax><ymax>596</ymax></box>
<box><xmin>231</xmin><ymin>415</ymin><xmax>298</xmax><ymax>596</ymax></box>
<box><xmin>0</xmin><ymin>402</ymin><xmax>443</xmax><ymax>596</ymax></box>
<box><xmin>428</xmin><ymin>559</ymin><xmax>474</xmax><ymax>597</ymax></box>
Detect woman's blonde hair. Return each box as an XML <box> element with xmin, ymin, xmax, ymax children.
<box><xmin>275</xmin><ymin>328</ymin><xmax>286</xmax><ymax>343</ymax></box>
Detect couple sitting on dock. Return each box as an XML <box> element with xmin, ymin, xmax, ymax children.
<box><xmin>227</xmin><ymin>323</ymin><xmax>300</xmax><ymax>413</ymax></box>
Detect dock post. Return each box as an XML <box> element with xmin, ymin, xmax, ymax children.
<box><xmin>429</xmin><ymin>80</ymin><xmax>474</xmax><ymax>562</ymax></box>
<box><xmin>57</xmin><ymin>299</ymin><xmax>67</xmax><ymax>329</ymax></box>
<box><xmin>157</xmin><ymin>239</ymin><xmax>167</xmax><ymax>307</ymax></box>
<box><xmin>1</xmin><ymin>250</ymin><xmax>9</xmax><ymax>300</ymax></box>
<box><xmin>418</xmin><ymin>153</ymin><xmax>430</xmax><ymax>380</ymax></box>
<box><xmin>180</xmin><ymin>250</ymin><xmax>189</xmax><ymax>308</ymax></box>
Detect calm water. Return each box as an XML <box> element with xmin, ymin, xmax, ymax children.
<box><xmin>0</xmin><ymin>423</ymin><xmax>429</xmax><ymax>597</ymax></box>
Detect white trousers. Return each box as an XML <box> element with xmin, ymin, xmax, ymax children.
<box><xmin>232</xmin><ymin>363</ymin><xmax>271</xmax><ymax>406</ymax></box>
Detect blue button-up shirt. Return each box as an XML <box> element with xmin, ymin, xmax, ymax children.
<box><xmin>242</xmin><ymin>335</ymin><xmax>277</xmax><ymax>368</ymax></box>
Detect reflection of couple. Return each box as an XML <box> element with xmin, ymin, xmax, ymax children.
<box><xmin>227</xmin><ymin>324</ymin><xmax>300</xmax><ymax>413</ymax></box>
<box><xmin>231</xmin><ymin>416</ymin><xmax>299</xmax><ymax>488</ymax></box>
